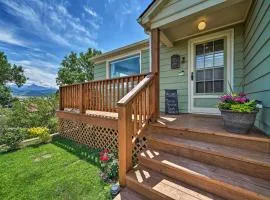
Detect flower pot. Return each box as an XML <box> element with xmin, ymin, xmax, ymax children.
<box><xmin>220</xmin><ymin>109</ymin><xmax>258</xmax><ymax>134</ymax></box>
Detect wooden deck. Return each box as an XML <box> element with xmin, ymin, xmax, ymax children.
<box><xmin>155</xmin><ymin>113</ymin><xmax>267</xmax><ymax>138</ymax></box>
<box><xmin>58</xmin><ymin>110</ymin><xmax>267</xmax><ymax>139</ymax></box>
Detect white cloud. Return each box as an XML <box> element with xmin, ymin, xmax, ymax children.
<box><xmin>84</xmin><ymin>6</ymin><xmax>98</xmax><ymax>18</ymax></box>
<box><xmin>11</xmin><ymin>59</ymin><xmax>58</xmax><ymax>88</ymax></box>
<box><xmin>0</xmin><ymin>0</ymin><xmax>98</xmax><ymax>48</ymax></box>
<box><xmin>0</xmin><ymin>30</ymin><xmax>27</xmax><ymax>47</ymax></box>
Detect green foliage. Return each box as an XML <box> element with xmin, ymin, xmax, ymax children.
<box><xmin>0</xmin><ymin>52</ymin><xmax>27</xmax><ymax>106</ymax></box>
<box><xmin>100</xmin><ymin>149</ymin><xmax>119</xmax><ymax>181</ymax></box>
<box><xmin>56</xmin><ymin>48</ymin><xmax>101</xmax><ymax>85</ymax></box>
<box><xmin>231</xmin><ymin>100</ymin><xmax>258</xmax><ymax>113</ymax></box>
<box><xmin>218</xmin><ymin>92</ymin><xmax>259</xmax><ymax>113</ymax></box>
<box><xmin>0</xmin><ymin>136</ymin><xmax>111</xmax><ymax>200</ymax></box>
<box><xmin>7</xmin><ymin>95</ymin><xmax>58</xmax><ymax>132</ymax></box>
<box><xmin>0</xmin><ymin>128</ymin><xmax>26</xmax><ymax>150</ymax></box>
<box><xmin>0</xmin><ymin>95</ymin><xmax>58</xmax><ymax>136</ymax></box>
<box><xmin>28</xmin><ymin>127</ymin><xmax>50</xmax><ymax>143</ymax></box>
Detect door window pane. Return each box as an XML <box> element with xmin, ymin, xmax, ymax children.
<box><xmin>205</xmin><ymin>41</ymin><xmax>213</xmax><ymax>53</ymax></box>
<box><xmin>205</xmin><ymin>54</ymin><xmax>213</xmax><ymax>68</ymax></box>
<box><xmin>196</xmin><ymin>70</ymin><xmax>204</xmax><ymax>81</ymax></box>
<box><xmin>214</xmin><ymin>80</ymin><xmax>224</xmax><ymax>92</ymax></box>
<box><xmin>214</xmin><ymin>39</ymin><xmax>224</xmax><ymax>51</ymax></box>
<box><xmin>205</xmin><ymin>81</ymin><xmax>213</xmax><ymax>93</ymax></box>
<box><xmin>214</xmin><ymin>52</ymin><xmax>224</xmax><ymax>66</ymax></box>
<box><xmin>194</xmin><ymin>39</ymin><xmax>225</xmax><ymax>94</ymax></box>
<box><xmin>196</xmin><ymin>44</ymin><xmax>204</xmax><ymax>55</ymax></box>
<box><xmin>110</xmin><ymin>55</ymin><xmax>140</xmax><ymax>78</ymax></box>
<box><xmin>214</xmin><ymin>68</ymin><xmax>224</xmax><ymax>80</ymax></box>
<box><xmin>196</xmin><ymin>55</ymin><xmax>204</xmax><ymax>69</ymax></box>
<box><xmin>196</xmin><ymin>82</ymin><xmax>204</xmax><ymax>93</ymax></box>
<box><xmin>205</xmin><ymin>69</ymin><xmax>213</xmax><ymax>81</ymax></box>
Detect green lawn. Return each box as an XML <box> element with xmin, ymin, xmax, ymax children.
<box><xmin>0</xmin><ymin>136</ymin><xmax>111</xmax><ymax>200</ymax></box>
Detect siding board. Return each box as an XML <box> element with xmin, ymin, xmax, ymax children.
<box><xmin>244</xmin><ymin>0</ymin><xmax>270</xmax><ymax>135</ymax></box>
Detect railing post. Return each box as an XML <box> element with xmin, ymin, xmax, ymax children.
<box><xmin>118</xmin><ymin>104</ymin><xmax>132</xmax><ymax>186</ymax></box>
<box><xmin>79</xmin><ymin>83</ymin><xmax>85</xmax><ymax>114</ymax></box>
<box><xmin>151</xmin><ymin>28</ymin><xmax>160</xmax><ymax>120</ymax></box>
<box><xmin>59</xmin><ymin>86</ymin><xmax>64</xmax><ymax>111</ymax></box>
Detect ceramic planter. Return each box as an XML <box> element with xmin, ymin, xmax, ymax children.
<box><xmin>220</xmin><ymin>109</ymin><xmax>258</xmax><ymax>134</ymax></box>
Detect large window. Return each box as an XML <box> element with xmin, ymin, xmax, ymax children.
<box><xmin>195</xmin><ymin>39</ymin><xmax>225</xmax><ymax>94</ymax></box>
<box><xmin>110</xmin><ymin>55</ymin><xmax>140</xmax><ymax>78</ymax></box>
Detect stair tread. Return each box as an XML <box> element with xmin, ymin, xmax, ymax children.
<box><xmin>113</xmin><ymin>188</ymin><xmax>149</xmax><ymax>200</ymax></box>
<box><xmin>127</xmin><ymin>166</ymin><xmax>224</xmax><ymax>200</ymax></box>
<box><xmin>148</xmin><ymin>133</ymin><xmax>270</xmax><ymax>167</ymax></box>
<box><xmin>140</xmin><ymin>149</ymin><xmax>270</xmax><ymax>197</ymax></box>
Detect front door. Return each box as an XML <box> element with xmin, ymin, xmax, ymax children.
<box><xmin>188</xmin><ymin>29</ymin><xmax>234</xmax><ymax>114</ymax></box>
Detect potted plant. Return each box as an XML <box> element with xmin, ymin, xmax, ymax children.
<box><xmin>218</xmin><ymin>92</ymin><xmax>261</xmax><ymax>134</ymax></box>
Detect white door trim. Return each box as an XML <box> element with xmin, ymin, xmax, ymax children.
<box><xmin>188</xmin><ymin>28</ymin><xmax>234</xmax><ymax>114</ymax></box>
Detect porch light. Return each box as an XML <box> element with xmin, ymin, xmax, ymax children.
<box><xmin>198</xmin><ymin>21</ymin><xmax>206</xmax><ymax>31</ymax></box>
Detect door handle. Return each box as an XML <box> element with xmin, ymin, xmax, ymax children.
<box><xmin>191</xmin><ymin>72</ymin><xmax>194</xmax><ymax>81</ymax></box>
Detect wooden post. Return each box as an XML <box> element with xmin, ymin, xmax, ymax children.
<box><xmin>79</xmin><ymin>83</ymin><xmax>85</xmax><ymax>114</ymax></box>
<box><xmin>59</xmin><ymin>86</ymin><xmax>64</xmax><ymax>110</ymax></box>
<box><xmin>118</xmin><ymin>104</ymin><xmax>132</xmax><ymax>186</ymax></box>
<box><xmin>151</xmin><ymin>28</ymin><xmax>160</xmax><ymax>119</ymax></box>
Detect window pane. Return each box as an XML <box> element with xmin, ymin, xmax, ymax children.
<box><xmin>214</xmin><ymin>52</ymin><xmax>224</xmax><ymax>66</ymax></box>
<box><xmin>196</xmin><ymin>70</ymin><xmax>204</xmax><ymax>81</ymax></box>
<box><xmin>214</xmin><ymin>39</ymin><xmax>224</xmax><ymax>51</ymax></box>
<box><xmin>205</xmin><ymin>69</ymin><xmax>213</xmax><ymax>81</ymax></box>
<box><xmin>214</xmin><ymin>68</ymin><xmax>224</xmax><ymax>80</ymax></box>
<box><xmin>195</xmin><ymin>55</ymin><xmax>204</xmax><ymax>69</ymax></box>
<box><xmin>205</xmin><ymin>41</ymin><xmax>213</xmax><ymax>53</ymax></box>
<box><xmin>205</xmin><ymin>54</ymin><xmax>213</xmax><ymax>68</ymax></box>
<box><xmin>196</xmin><ymin>82</ymin><xmax>204</xmax><ymax>93</ymax></box>
<box><xmin>196</xmin><ymin>44</ymin><xmax>204</xmax><ymax>55</ymax></box>
<box><xmin>110</xmin><ymin>55</ymin><xmax>140</xmax><ymax>78</ymax></box>
<box><xmin>214</xmin><ymin>80</ymin><xmax>224</xmax><ymax>92</ymax></box>
<box><xmin>205</xmin><ymin>81</ymin><xmax>213</xmax><ymax>93</ymax></box>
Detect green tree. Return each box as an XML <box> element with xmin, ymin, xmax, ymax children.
<box><xmin>0</xmin><ymin>52</ymin><xmax>27</xmax><ymax>106</ymax></box>
<box><xmin>56</xmin><ymin>48</ymin><xmax>101</xmax><ymax>85</ymax></box>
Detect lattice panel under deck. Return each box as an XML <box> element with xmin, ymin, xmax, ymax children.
<box><xmin>58</xmin><ymin>118</ymin><xmax>148</xmax><ymax>164</ymax></box>
<box><xmin>132</xmin><ymin>136</ymin><xmax>148</xmax><ymax>164</ymax></box>
<box><xmin>58</xmin><ymin>118</ymin><xmax>119</xmax><ymax>152</ymax></box>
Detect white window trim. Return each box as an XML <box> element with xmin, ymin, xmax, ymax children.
<box><xmin>106</xmin><ymin>50</ymin><xmax>143</xmax><ymax>79</ymax></box>
<box><xmin>188</xmin><ymin>28</ymin><xmax>234</xmax><ymax>114</ymax></box>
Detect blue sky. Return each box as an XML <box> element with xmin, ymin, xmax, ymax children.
<box><xmin>0</xmin><ymin>0</ymin><xmax>151</xmax><ymax>88</ymax></box>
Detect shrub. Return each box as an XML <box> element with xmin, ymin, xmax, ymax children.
<box><xmin>28</xmin><ymin>127</ymin><xmax>50</xmax><ymax>143</ymax></box>
<box><xmin>218</xmin><ymin>92</ymin><xmax>259</xmax><ymax>113</ymax></box>
<box><xmin>0</xmin><ymin>128</ymin><xmax>25</xmax><ymax>150</ymax></box>
<box><xmin>99</xmin><ymin>149</ymin><xmax>119</xmax><ymax>181</ymax></box>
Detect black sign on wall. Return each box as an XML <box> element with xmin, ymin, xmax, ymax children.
<box><xmin>171</xmin><ymin>54</ymin><xmax>180</xmax><ymax>69</ymax></box>
<box><xmin>165</xmin><ymin>89</ymin><xmax>179</xmax><ymax>115</ymax></box>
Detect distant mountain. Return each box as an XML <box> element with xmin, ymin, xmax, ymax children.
<box><xmin>11</xmin><ymin>84</ymin><xmax>57</xmax><ymax>97</ymax></box>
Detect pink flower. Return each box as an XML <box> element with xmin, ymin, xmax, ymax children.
<box><xmin>234</xmin><ymin>97</ymin><xmax>247</xmax><ymax>103</ymax></box>
<box><xmin>239</xmin><ymin>92</ymin><xmax>247</xmax><ymax>97</ymax></box>
<box><xmin>220</xmin><ymin>94</ymin><xmax>233</xmax><ymax>102</ymax></box>
<box><xmin>100</xmin><ymin>154</ymin><xmax>109</xmax><ymax>162</ymax></box>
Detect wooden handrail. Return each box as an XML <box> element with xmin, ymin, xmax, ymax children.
<box><xmin>60</xmin><ymin>72</ymin><xmax>151</xmax><ymax>88</ymax></box>
<box><xmin>117</xmin><ymin>74</ymin><xmax>155</xmax><ymax>106</ymax></box>
<box><xmin>118</xmin><ymin>72</ymin><xmax>156</xmax><ymax>186</ymax></box>
<box><xmin>59</xmin><ymin>73</ymin><xmax>149</xmax><ymax>112</ymax></box>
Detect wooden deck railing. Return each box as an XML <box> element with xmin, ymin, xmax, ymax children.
<box><xmin>117</xmin><ymin>73</ymin><xmax>156</xmax><ymax>186</ymax></box>
<box><xmin>59</xmin><ymin>73</ymin><xmax>150</xmax><ymax>112</ymax></box>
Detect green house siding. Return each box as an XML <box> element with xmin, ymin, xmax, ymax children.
<box><xmin>243</xmin><ymin>0</ymin><xmax>270</xmax><ymax>134</ymax></box>
<box><xmin>159</xmin><ymin>24</ymin><xmax>245</xmax><ymax>113</ymax></box>
<box><xmin>234</xmin><ymin>24</ymin><xmax>245</xmax><ymax>92</ymax></box>
<box><xmin>94</xmin><ymin>62</ymin><xmax>106</xmax><ymax>80</ymax></box>
<box><xmin>159</xmin><ymin>40</ymin><xmax>189</xmax><ymax>113</ymax></box>
<box><xmin>141</xmin><ymin>49</ymin><xmax>150</xmax><ymax>73</ymax></box>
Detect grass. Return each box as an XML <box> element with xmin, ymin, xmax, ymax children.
<box><xmin>0</xmin><ymin>136</ymin><xmax>112</xmax><ymax>200</ymax></box>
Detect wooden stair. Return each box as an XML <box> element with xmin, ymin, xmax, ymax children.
<box><xmin>123</xmin><ymin>124</ymin><xmax>270</xmax><ymax>200</ymax></box>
